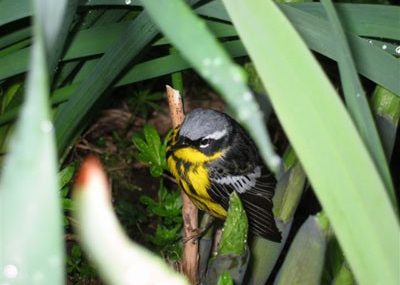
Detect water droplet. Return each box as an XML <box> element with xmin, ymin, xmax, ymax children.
<box><xmin>41</xmin><ymin>120</ymin><xmax>53</xmax><ymax>133</ymax></box>
<box><xmin>211</xmin><ymin>76</ymin><xmax>220</xmax><ymax>84</ymax></box>
<box><xmin>382</xmin><ymin>44</ymin><xmax>387</xmax><ymax>50</ymax></box>
<box><xmin>212</xmin><ymin>57</ymin><xmax>223</xmax><ymax>66</ymax></box>
<box><xmin>238</xmin><ymin>109</ymin><xmax>250</xmax><ymax>121</ymax></box>
<box><xmin>202</xmin><ymin>58</ymin><xmax>212</xmax><ymax>66</ymax></box>
<box><xmin>125</xmin><ymin>0</ymin><xmax>131</xmax><ymax>4</ymax></box>
<box><xmin>270</xmin><ymin>155</ymin><xmax>281</xmax><ymax>169</ymax></box>
<box><xmin>48</xmin><ymin>255</ymin><xmax>62</xmax><ymax>267</ymax></box>
<box><xmin>201</xmin><ymin>68</ymin><xmax>211</xmax><ymax>79</ymax></box>
<box><xmin>243</xmin><ymin>92</ymin><xmax>252</xmax><ymax>102</ymax></box>
<box><xmin>3</xmin><ymin>264</ymin><xmax>18</xmax><ymax>279</ymax></box>
<box><xmin>368</xmin><ymin>40</ymin><xmax>373</xmax><ymax>44</ymax></box>
<box><xmin>356</xmin><ymin>93</ymin><xmax>361</xmax><ymax>98</ymax></box>
<box><xmin>395</xmin><ymin>46</ymin><xmax>400</xmax><ymax>54</ymax></box>
<box><xmin>230</xmin><ymin>66</ymin><xmax>244</xmax><ymax>83</ymax></box>
<box><xmin>33</xmin><ymin>271</ymin><xmax>44</xmax><ymax>282</ymax></box>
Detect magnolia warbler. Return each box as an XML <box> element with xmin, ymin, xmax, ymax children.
<box><xmin>166</xmin><ymin>108</ymin><xmax>281</xmax><ymax>242</ymax></box>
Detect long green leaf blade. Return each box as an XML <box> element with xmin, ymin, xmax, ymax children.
<box><xmin>274</xmin><ymin>215</ymin><xmax>329</xmax><ymax>285</ymax></box>
<box><xmin>196</xmin><ymin>1</ymin><xmax>400</xmax><ymax>96</ymax></box>
<box><xmin>321</xmin><ymin>0</ymin><xmax>396</xmax><ymax>207</ymax></box>
<box><xmin>221</xmin><ymin>1</ymin><xmax>399</xmax><ymax>284</ymax></box>
<box><xmin>140</xmin><ymin>0</ymin><xmax>282</xmax><ymax>174</ymax></box>
<box><xmin>289</xmin><ymin>3</ymin><xmax>400</xmax><ymax>40</ymax></box>
<box><xmin>0</xmin><ymin>0</ymin><xmax>32</xmax><ymax>26</ymax></box>
<box><xmin>54</xmin><ymin>11</ymin><xmax>160</xmax><ymax>154</ymax></box>
<box><xmin>54</xmin><ymin>0</ymin><xmax>201</xmax><ymax>155</ymax></box>
<box><xmin>248</xmin><ymin>157</ymin><xmax>306</xmax><ymax>285</ymax></box>
<box><xmin>37</xmin><ymin>0</ymin><xmax>78</xmax><ymax>79</ymax></box>
<box><xmin>0</xmin><ymin>0</ymin><xmax>63</xmax><ymax>283</ymax></box>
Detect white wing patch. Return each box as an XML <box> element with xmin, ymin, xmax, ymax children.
<box><xmin>214</xmin><ymin>166</ymin><xmax>261</xmax><ymax>193</ymax></box>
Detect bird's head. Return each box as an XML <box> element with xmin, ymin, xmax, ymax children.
<box><xmin>167</xmin><ymin>108</ymin><xmax>232</xmax><ymax>161</ymax></box>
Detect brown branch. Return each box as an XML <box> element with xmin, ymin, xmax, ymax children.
<box><xmin>166</xmin><ymin>85</ymin><xmax>199</xmax><ymax>285</ymax></box>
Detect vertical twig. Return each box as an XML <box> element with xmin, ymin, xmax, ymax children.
<box><xmin>166</xmin><ymin>85</ymin><xmax>199</xmax><ymax>285</ymax></box>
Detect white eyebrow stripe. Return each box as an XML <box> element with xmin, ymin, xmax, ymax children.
<box><xmin>204</xmin><ymin>129</ymin><xmax>227</xmax><ymax>140</ymax></box>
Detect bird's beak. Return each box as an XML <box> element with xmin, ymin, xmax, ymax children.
<box><xmin>167</xmin><ymin>135</ymin><xmax>188</xmax><ymax>157</ymax></box>
<box><xmin>173</xmin><ymin>136</ymin><xmax>188</xmax><ymax>150</ymax></box>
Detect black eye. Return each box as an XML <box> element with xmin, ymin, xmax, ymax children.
<box><xmin>199</xmin><ymin>138</ymin><xmax>211</xmax><ymax>148</ymax></box>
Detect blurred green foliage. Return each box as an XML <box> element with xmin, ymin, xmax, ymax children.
<box><xmin>134</xmin><ymin>125</ymin><xmax>183</xmax><ymax>261</ymax></box>
<box><xmin>132</xmin><ymin>124</ymin><xmax>169</xmax><ymax>177</ymax></box>
<box><xmin>140</xmin><ymin>184</ymin><xmax>183</xmax><ymax>260</ymax></box>
<box><xmin>128</xmin><ymin>89</ymin><xmax>163</xmax><ymax>118</ymax></box>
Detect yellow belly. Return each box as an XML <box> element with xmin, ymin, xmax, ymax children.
<box><xmin>167</xmin><ymin>154</ymin><xmax>227</xmax><ymax>219</ymax></box>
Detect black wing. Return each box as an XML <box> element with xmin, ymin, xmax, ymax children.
<box><xmin>208</xmin><ymin>163</ymin><xmax>281</xmax><ymax>242</ymax></box>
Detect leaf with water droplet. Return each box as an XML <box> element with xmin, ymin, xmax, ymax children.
<box><xmin>217</xmin><ymin>272</ymin><xmax>234</xmax><ymax>285</ymax></box>
<box><xmin>150</xmin><ymin>165</ymin><xmax>163</xmax><ymax>177</ymax></box>
<box><xmin>218</xmin><ymin>192</ymin><xmax>248</xmax><ymax>256</ymax></box>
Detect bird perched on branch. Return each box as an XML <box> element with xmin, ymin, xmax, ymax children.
<box><xmin>166</xmin><ymin>108</ymin><xmax>281</xmax><ymax>242</ymax></box>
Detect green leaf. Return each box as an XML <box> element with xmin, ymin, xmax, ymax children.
<box><xmin>0</xmin><ymin>0</ymin><xmax>32</xmax><ymax>26</ymax></box>
<box><xmin>273</xmin><ymin>161</ymin><xmax>306</xmax><ymax>222</ymax></box>
<box><xmin>132</xmin><ymin>125</ymin><xmax>166</xmax><ymax>177</ymax></box>
<box><xmin>218</xmin><ymin>192</ymin><xmax>248</xmax><ymax>256</ymax></box>
<box><xmin>217</xmin><ymin>272</ymin><xmax>234</xmax><ymax>285</ymax></box>
<box><xmin>141</xmin><ymin>0</ymin><xmax>281</xmax><ymax>174</ymax></box>
<box><xmin>54</xmin><ymin>10</ymin><xmax>160</xmax><ymax>154</ymax></box>
<box><xmin>60</xmin><ymin>186</ymin><xmax>69</xmax><ymax>198</ymax></box>
<box><xmin>221</xmin><ymin>1</ymin><xmax>399</xmax><ymax>284</ymax></box>
<box><xmin>0</xmin><ymin>27</ymin><xmax>31</xmax><ymax>50</ymax></box>
<box><xmin>247</xmin><ymin>151</ymin><xmax>306</xmax><ymax>285</ymax></box>
<box><xmin>204</xmin><ymin>193</ymin><xmax>249</xmax><ymax>284</ymax></box>
<box><xmin>35</xmin><ymin>0</ymin><xmax>78</xmax><ymax>80</ymax></box>
<box><xmin>139</xmin><ymin>195</ymin><xmax>157</xmax><ymax>207</ymax></box>
<box><xmin>53</xmin><ymin>0</ymin><xmax>202</xmax><ymax>157</ymax></box>
<box><xmin>0</xmin><ymin>18</ymin><xmax>237</xmax><ymax>81</ymax></box>
<box><xmin>150</xmin><ymin>166</ymin><xmax>164</xmax><ymax>177</ymax></box>
<box><xmin>71</xmin><ymin>244</ymin><xmax>82</xmax><ymax>259</ymax></box>
<box><xmin>287</xmin><ymin>3</ymin><xmax>400</xmax><ymax>40</ymax></box>
<box><xmin>321</xmin><ymin>0</ymin><xmax>396</xmax><ymax>211</ymax></box>
<box><xmin>371</xmin><ymin>85</ymin><xmax>400</xmax><ymax>159</ymax></box>
<box><xmin>0</xmin><ymin>39</ymin><xmax>276</xmax><ymax>127</ymax></box>
<box><xmin>58</xmin><ymin>164</ymin><xmax>76</xmax><ymax>189</ymax></box>
<box><xmin>62</xmin><ymin>198</ymin><xmax>75</xmax><ymax>211</ymax></box>
<box><xmin>274</xmin><ymin>215</ymin><xmax>328</xmax><ymax>285</ymax></box>
<box><xmin>143</xmin><ymin>124</ymin><xmax>162</xmax><ymax>164</ymax></box>
<box><xmin>332</xmin><ymin>262</ymin><xmax>355</xmax><ymax>285</ymax></box>
<box><xmin>322</xmin><ymin>234</ymin><xmax>355</xmax><ymax>285</ymax></box>
<box><xmin>0</xmin><ymin>0</ymin><xmax>64</xmax><ymax>283</ymax></box>
<box><xmin>132</xmin><ymin>135</ymin><xmax>146</xmax><ymax>150</ymax></box>
<box><xmin>196</xmin><ymin>1</ymin><xmax>400</xmax><ymax>96</ymax></box>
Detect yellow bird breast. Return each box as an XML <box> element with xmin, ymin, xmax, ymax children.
<box><xmin>167</xmin><ymin>148</ymin><xmax>227</xmax><ymax>219</ymax></box>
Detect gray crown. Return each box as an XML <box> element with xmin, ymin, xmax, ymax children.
<box><xmin>179</xmin><ymin>108</ymin><xmax>231</xmax><ymax>141</ymax></box>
